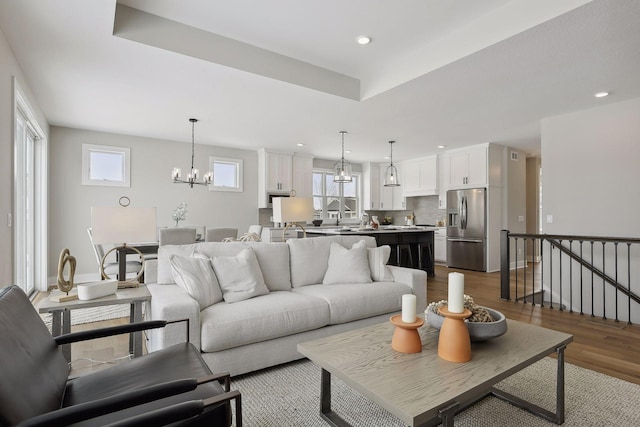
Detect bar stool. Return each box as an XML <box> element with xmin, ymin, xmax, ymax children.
<box><xmin>418</xmin><ymin>241</ymin><xmax>435</xmax><ymax>276</ymax></box>
<box><xmin>396</xmin><ymin>244</ymin><xmax>414</xmax><ymax>268</ymax></box>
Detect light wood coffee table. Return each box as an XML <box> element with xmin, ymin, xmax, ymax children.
<box><xmin>298</xmin><ymin>318</ymin><xmax>572</xmax><ymax>427</ymax></box>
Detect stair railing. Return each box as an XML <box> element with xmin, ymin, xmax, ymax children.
<box><xmin>500</xmin><ymin>230</ymin><xmax>640</xmax><ymax>324</ymax></box>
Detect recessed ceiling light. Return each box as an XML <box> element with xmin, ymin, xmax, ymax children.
<box><xmin>356</xmin><ymin>36</ymin><xmax>371</xmax><ymax>45</ymax></box>
<box><xmin>594</xmin><ymin>91</ymin><xmax>609</xmax><ymax>98</ymax></box>
<box><xmin>384</xmin><ymin>156</ymin><xmax>390</xmax><ymax>160</ymax></box>
<box><xmin>296</xmin><ymin>143</ymin><xmax>304</xmax><ymax>147</ymax></box>
<box><xmin>437</xmin><ymin>145</ymin><xmax>446</xmax><ymax>149</ymax></box>
<box><xmin>345</xmin><ymin>150</ymin><xmax>352</xmax><ymax>154</ymax></box>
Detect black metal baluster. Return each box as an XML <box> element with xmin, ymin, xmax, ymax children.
<box><xmin>515</xmin><ymin>237</ymin><xmax>519</xmax><ymax>302</ymax></box>
<box><xmin>532</xmin><ymin>238</ymin><xmax>536</xmax><ymax>306</ymax></box>
<box><xmin>580</xmin><ymin>241</ymin><xmax>584</xmax><ymax>315</ymax></box>
<box><xmin>628</xmin><ymin>243</ymin><xmax>632</xmax><ymax>325</ymax></box>
<box><xmin>541</xmin><ymin>239</ymin><xmax>545</xmax><ymax>308</ymax></box>
<box><xmin>590</xmin><ymin>241</ymin><xmax>594</xmax><ymax>318</ymax></box>
<box><xmin>549</xmin><ymin>242</ymin><xmax>554</xmax><ymax>310</ymax></box>
<box><xmin>559</xmin><ymin>239</ymin><xmax>563</xmax><ymax>311</ymax></box>
<box><xmin>614</xmin><ymin>242</ymin><xmax>619</xmax><ymax>323</ymax></box>
<box><xmin>523</xmin><ymin>238</ymin><xmax>527</xmax><ymax>304</ymax></box>
<box><xmin>602</xmin><ymin>241</ymin><xmax>606</xmax><ymax>320</ymax></box>
<box><xmin>569</xmin><ymin>240</ymin><xmax>573</xmax><ymax>313</ymax></box>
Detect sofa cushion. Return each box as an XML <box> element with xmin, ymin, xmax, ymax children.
<box><xmin>211</xmin><ymin>247</ymin><xmax>270</xmax><ymax>303</ymax></box>
<box><xmin>292</xmin><ymin>282</ymin><xmax>412</xmax><ymax>324</ymax></box>
<box><xmin>368</xmin><ymin>245</ymin><xmax>394</xmax><ymax>282</ymax></box>
<box><xmin>192</xmin><ymin>241</ymin><xmax>248</xmax><ymax>260</ymax></box>
<box><xmin>169</xmin><ymin>255</ymin><xmax>223</xmax><ymax>310</ymax></box>
<box><xmin>323</xmin><ymin>241</ymin><xmax>372</xmax><ymax>285</ymax></box>
<box><xmin>199</xmin><ymin>291</ymin><xmax>330</xmax><ymax>352</ymax></box>
<box><xmin>157</xmin><ymin>244</ymin><xmax>197</xmax><ymax>284</ymax></box>
<box><xmin>288</xmin><ymin>236</ymin><xmax>377</xmax><ymax>287</ymax></box>
<box><xmin>244</xmin><ymin>242</ymin><xmax>292</xmax><ymax>291</ymax></box>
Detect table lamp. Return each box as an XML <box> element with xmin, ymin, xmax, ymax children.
<box><xmin>272</xmin><ymin>197</ymin><xmax>314</xmax><ymax>241</ymax></box>
<box><xmin>91</xmin><ymin>206</ymin><xmax>157</xmax><ymax>286</ymax></box>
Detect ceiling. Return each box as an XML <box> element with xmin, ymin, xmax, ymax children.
<box><xmin>1</xmin><ymin>0</ymin><xmax>639</xmax><ymax>162</ymax></box>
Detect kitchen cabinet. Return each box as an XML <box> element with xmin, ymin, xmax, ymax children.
<box><xmin>362</xmin><ymin>163</ymin><xmax>381</xmax><ymax>210</ymax></box>
<box><xmin>261</xmin><ymin>227</ymin><xmax>299</xmax><ymax>242</ymax></box>
<box><xmin>434</xmin><ymin>227</ymin><xmax>447</xmax><ymax>263</ymax></box>
<box><xmin>448</xmin><ymin>145</ymin><xmax>487</xmax><ymax>188</ymax></box>
<box><xmin>380</xmin><ymin>163</ymin><xmax>407</xmax><ymax>210</ymax></box>
<box><xmin>266</xmin><ymin>151</ymin><xmax>293</xmax><ymax>192</ymax></box>
<box><xmin>444</xmin><ymin>143</ymin><xmax>504</xmax><ymax>190</ymax></box>
<box><xmin>292</xmin><ymin>154</ymin><xmax>313</xmax><ymax>198</ymax></box>
<box><xmin>402</xmin><ymin>155</ymin><xmax>438</xmax><ymax>197</ymax></box>
<box><xmin>438</xmin><ymin>154</ymin><xmax>449</xmax><ymax>209</ymax></box>
<box><xmin>258</xmin><ymin>149</ymin><xmax>293</xmax><ymax>208</ymax></box>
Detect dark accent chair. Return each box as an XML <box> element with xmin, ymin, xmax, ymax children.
<box><xmin>0</xmin><ymin>286</ymin><xmax>242</xmax><ymax>427</ymax></box>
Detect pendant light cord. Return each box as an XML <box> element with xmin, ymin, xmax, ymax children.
<box><xmin>190</xmin><ymin>118</ymin><xmax>197</xmax><ymax>174</ymax></box>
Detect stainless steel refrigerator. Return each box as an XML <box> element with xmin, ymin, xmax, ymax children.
<box><xmin>446</xmin><ymin>188</ymin><xmax>487</xmax><ymax>271</ymax></box>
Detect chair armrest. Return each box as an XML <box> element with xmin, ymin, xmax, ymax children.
<box><xmin>105</xmin><ymin>390</ymin><xmax>242</xmax><ymax>427</ymax></box>
<box><xmin>387</xmin><ymin>265</ymin><xmax>427</xmax><ymax>312</ymax></box>
<box><xmin>16</xmin><ymin>378</ymin><xmax>205</xmax><ymax>427</ymax></box>
<box><xmin>53</xmin><ymin>320</ymin><xmax>170</xmax><ymax>345</ymax></box>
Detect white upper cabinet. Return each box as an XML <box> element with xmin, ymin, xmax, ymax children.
<box><xmin>362</xmin><ymin>163</ymin><xmax>381</xmax><ymax>210</ymax></box>
<box><xmin>265</xmin><ymin>151</ymin><xmax>293</xmax><ymax>192</ymax></box>
<box><xmin>402</xmin><ymin>155</ymin><xmax>438</xmax><ymax>197</ymax></box>
<box><xmin>444</xmin><ymin>143</ymin><xmax>504</xmax><ymax>191</ymax></box>
<box><xmin>292</xmin><ymin>154</ymin><xmax>313</xmax><ymax>198</ymax></box>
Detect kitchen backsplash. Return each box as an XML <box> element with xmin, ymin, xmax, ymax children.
<box><xmin>260</xmin><ymin>195</ymin><xmax>446</xmax><ymax>227</ymax></box>
<box><xmin>367</xmin><ymin>195</ymin><xmax>445</xmax><ymax>226</ymax></box>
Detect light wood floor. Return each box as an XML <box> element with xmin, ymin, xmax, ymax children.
<box><xmin>57</xmin><ymin>265</ymin><xmax>640</xmax><ymax>384</ymax></box>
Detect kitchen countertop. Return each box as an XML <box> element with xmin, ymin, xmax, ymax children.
<box><xmin>306</xmin><ymin>226</ymin><xmax>437</xmax><ymax>234</ymax></box>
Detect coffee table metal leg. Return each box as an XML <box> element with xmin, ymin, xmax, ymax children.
<box><xmin>490</xmin><ymin>345</ymin><xmax>567</xmax><ymax>425</ymax></box>
<box><xmin>320</xmin><ymin>369</ymin><xmax>352</xmax><ymax>427</ymax></box>
<box><xmin>437</xmin><ymin>402</ymin><xmax>459</xmax><ymax>427</ymax></box>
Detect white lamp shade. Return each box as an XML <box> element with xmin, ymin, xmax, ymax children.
<box><xmin>91</xmin><ymin>207</ymin><xmax>157</xmax><ymax>244</ymax></box>
<box><xmin>272</xmin><ymin>198</ymin><xmax>314</xmax><ymax>223</ymax></box>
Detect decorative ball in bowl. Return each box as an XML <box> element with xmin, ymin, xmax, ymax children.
<box><xmin>425</xmin><ymin>305</ymin><xmax>507</xmax><ymax>341</ymax></box>
<box><xmin>312</xmin><ymin>219</ymin><xmax>323</xmax><ymax>227</ymax></box>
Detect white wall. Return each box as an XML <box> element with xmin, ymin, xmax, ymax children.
<box><xmin>48</xmin><ymin>126</ymin><xmax>258</xmax><ymax>278</ymax></box>
<box><xmin>541</xmin><ymin>97</ymin><xmax>640</xmax><ymax>237</ymax></box>
<box><xmin>0</xmin><ymin>28</ymin><xmax>48</xmax><ymax>286</ymax></box>
<box><xmin>541</xmin><ymin>97</ymin><xmax>640</xmax><ymax>322</ymax></box>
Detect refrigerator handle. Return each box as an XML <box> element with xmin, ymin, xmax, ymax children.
<box><xmin>461</xmin><ymin>196</ymin><xmax>467</xmax><ymax>230</ymax></box>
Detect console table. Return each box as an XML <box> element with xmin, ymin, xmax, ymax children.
<box><xmin>38</xmin><ymin>286</ymin><xmax>151</xmax><ymax>362</ymax></box>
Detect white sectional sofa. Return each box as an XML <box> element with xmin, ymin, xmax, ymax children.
<box><xmin>144</xmin><ymin>235</ymin><xmax>427</xmax><ymax>376</ymax></box>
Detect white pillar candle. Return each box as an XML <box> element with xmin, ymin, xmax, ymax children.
<box><xmin>401</xmin><ymin>294</ymin><xmax>417</xmax><ymax>323</ymax></box>
<box><xmin>447</xmin><ymin>272</ymin><xmax>465</xmax><ymax>313</ymax></box>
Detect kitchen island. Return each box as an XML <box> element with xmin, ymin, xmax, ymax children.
<box><xmin>304</xmin><ymin>226</ymin><xmax>435</xmax><ymax>277</ymax></box>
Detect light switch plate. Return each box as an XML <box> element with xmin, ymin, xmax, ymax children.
<box><xmin>546</xmin><ymin>214</ymin><xmax>554</xmax><ymax>224</ymax></box>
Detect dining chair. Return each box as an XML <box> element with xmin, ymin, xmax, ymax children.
<box><xmin>205</xmin><ymin>228</ymin><xmax>238</xmax><ymax>242</ymax></box>
<box><xmin>87</xmin><ymin>228</ymin><xmax>142</xmax><ymax>280</ymax></box>
<box><xmin>159</xmin><ymin>227</ymin><xmax>198</xmax><ymax>246</ymax></box>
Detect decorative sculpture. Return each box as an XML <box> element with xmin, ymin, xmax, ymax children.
<box><xmin>57</xmin><ymin>248</ymin><xmax>76</xmax><ymax>294</ymax></box>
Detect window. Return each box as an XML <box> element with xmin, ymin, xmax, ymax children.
<box><xmin>209</xmin><ymin>157</ymin><xmax>243</xmax><ymax>192</ymax></box>
<box><xmin>82</xmin><ymin>144</ymin><xmax>130</xmax><ymax>187</ymax></box>
<box><xmin>312</xmin><ymin>170</ymin><xmax>360</xmax><ymax>222</ymax></box>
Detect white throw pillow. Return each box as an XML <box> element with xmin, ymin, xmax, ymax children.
<box><xmin>169</xmin><ymin>255</ymin><xmax>223</xmax><ymax>310</ymax></box>
<box><xmin>211</xmin><ymin>247</ymin><xmax>270</xmax><ymax>303</ymax></box>
<box><xmin>323</xmin><ymin>241</ymin><xmax>372</xmax><ymax>285</ymax></box>
<box><xmin>367</xmin><ymin>245</ymin><xmax>394</xmax><ymax>282</ymax></box>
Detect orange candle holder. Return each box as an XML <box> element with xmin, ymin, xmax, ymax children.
<box><xmin>390</xmin><ymin>315</ymin><xmax>424</xmax><ymax>353</ymax></box>
<box><xmin>437</xmin><ymin>306</ymin><xmax>472</xmax><ymax>363</ymax></box>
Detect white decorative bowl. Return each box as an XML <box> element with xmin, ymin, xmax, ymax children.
<box><xmin>77</xmin><ymin>280</ymin><xmax>118</xmax><ymax>300</ymax></box>
<box><xmin>425</xmin><ymin>305</ymin><xmax>507</xmax><ymax>341</ymax></box>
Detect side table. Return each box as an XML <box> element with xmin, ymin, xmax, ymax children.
<box><xmin>38</xmin><ymin>286</ymin><xmax>151</xmax><ymax>362</ymax></box>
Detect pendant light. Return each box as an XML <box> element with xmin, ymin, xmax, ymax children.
<box><xmin>333</xmin><ymin>131</ymin><xmax>353</xmax><ymax>183</ymax></box>
<box><xmin>171</xmin><ymin>118</ymin><xmax>213</xmax><ymax>188</ymax></box>
<box><xmin>384</xmin><ymin>140</ymin><xmax>400</xmax><ymax>187</ymax></box>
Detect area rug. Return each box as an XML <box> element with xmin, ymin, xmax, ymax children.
<box><xmin>232</xmin><ymin>357</ymin><xmax>640</xmax><ymax>426</ymax></box>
